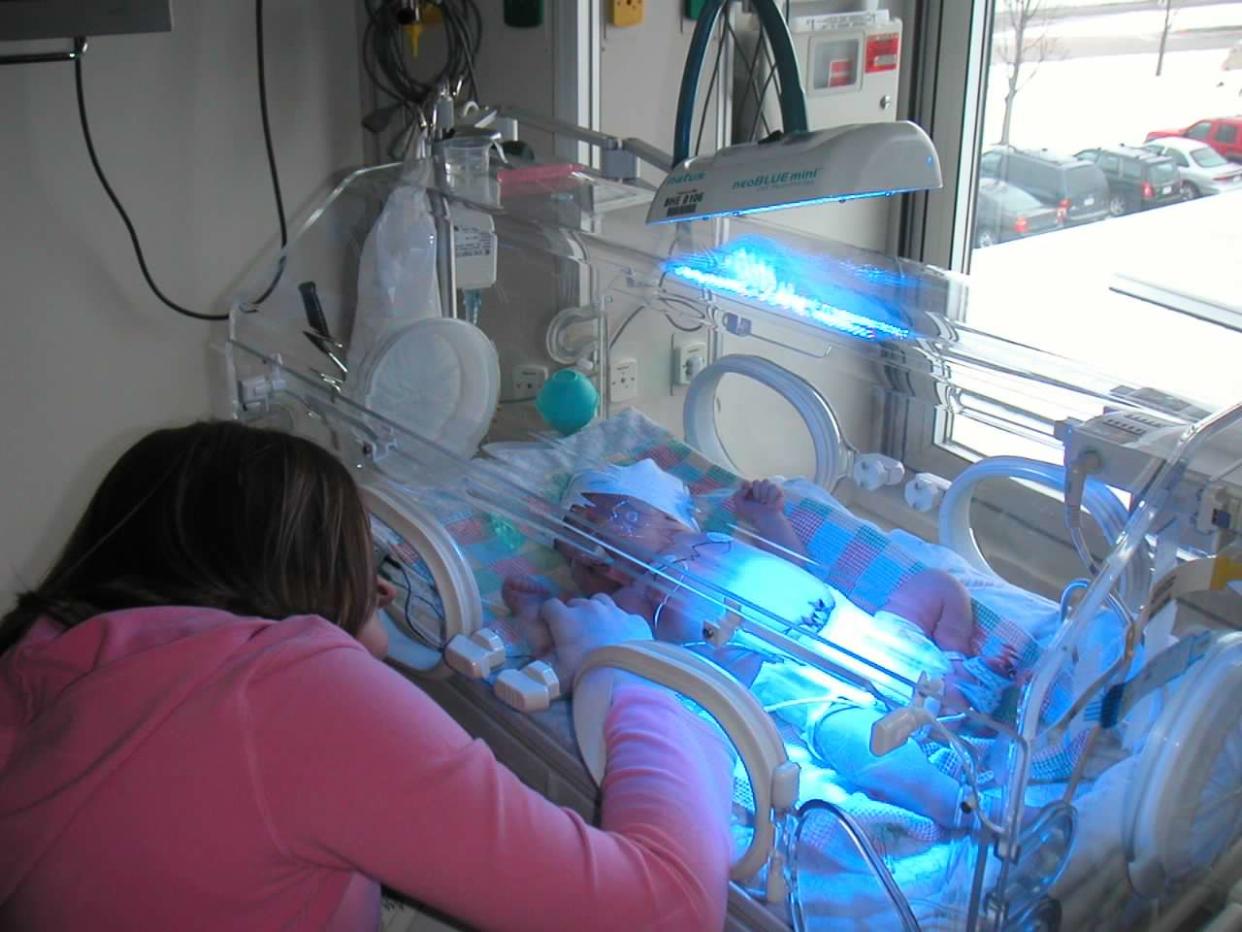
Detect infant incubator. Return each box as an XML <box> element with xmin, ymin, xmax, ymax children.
<box><xmin>225</xmin><ymin>139</ymin><xmax>1242</xmax><ymax>930</ymax></box>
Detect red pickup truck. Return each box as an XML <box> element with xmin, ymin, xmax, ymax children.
<box><xmin>1146</xmin><ymin>117</ymin><xmax>1242</xmax><ymax>162</ymax></box>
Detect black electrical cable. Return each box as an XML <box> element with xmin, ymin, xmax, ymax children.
<box><xmin>72</xmin><ymin>0</ymin><xmax>288</xmax><ymax>322</ymax></box>
<box><xmin>725</xmin><ymin>18</ymin><xmax>771</xmax><ymax>140</ymax></box>
<box><xmin>247</xmin><ymin>0</ymin><xmax>289</xmax><ymax>305</ymax></box>
<box><xmin>361</xmin><ymin>0</ymin><xmax>483</xmax><ymax>134</ymax></box>
<box><xmin>73</xmin><ymin>57</ymin><xmax>227</xmax><ymax>322</ymax></box>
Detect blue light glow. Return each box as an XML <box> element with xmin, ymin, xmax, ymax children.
<box><xmin>665</xmin><ymin>235</ymin><xmax>915</xmax><ymax>342</ymax></box>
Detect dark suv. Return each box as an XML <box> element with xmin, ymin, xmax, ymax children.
<box><xmin>974</xmin><ymin>179</ymin><xmax>1062</xmax><ymax>247</ymax></box>
<box><xmin>978</xmin><ymin>147</ymin><xmax>1110</xmax><ymax>225</ymax></box>
<box><xmin>1074</xmin><ymin>145</ymin><xmax>1182</xmax><ymax>216</ymax></box>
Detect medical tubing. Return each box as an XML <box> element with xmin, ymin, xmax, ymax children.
<box><xmin>1058</xmin><ymin>578</ymin><xmax>1130</xmax><ymax>630</ymax></box>
<box><xmin>1063</xmin><ymin>449</ymin><xmax>1112</xmax><ymax>590</ymax></box>
<box><xmin>790</xmin><ymin>800</ymin><xmax>919</xmax><ymax>932</ymax></box>
<box><xmin>672</xmin><ymin>0</ymin><xmax>808</xmax><ymax>164</ymax></box>
<box><xmin>1011</xmin><ymin>402</ymin><xmax>1242</xmax><ymax>859</ymax></box>
<box><xmin>937</xmin><ymin>456</ymin><xmax>1141</xmax><ymax>605</ymax></box>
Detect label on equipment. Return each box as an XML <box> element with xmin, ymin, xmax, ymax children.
<box><xmin>663</xmin><ymin>187</ymin><xmax>705</xmax><ymax>217</ymax></box>
<box><xmin>865</xmin><ymin>34</ymin><xmax>899</xmax><ymax>72</ymax></box>
<box><xmin>792</xmin><ymin>11</ymin><xmax>890</xmax><ymax>33</ymax></box>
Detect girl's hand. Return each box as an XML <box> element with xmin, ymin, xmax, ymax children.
<box><xmin>541</xmin><ymin>593</ymin><xmax>653</xmax><ymax>683</ymax></box>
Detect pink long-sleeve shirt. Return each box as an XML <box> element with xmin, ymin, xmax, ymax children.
<box><xmin>0</xmin><ymin>607</ymin><xmax>733</xmax><ymax>930</ymax></box>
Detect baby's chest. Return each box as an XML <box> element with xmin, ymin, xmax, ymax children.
<box><xmin>654</xmin><ymin>536</ymin><xmax>836</xmax><ymax>629</ymax></box>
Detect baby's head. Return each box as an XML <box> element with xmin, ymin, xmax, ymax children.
<box><xmin>558</xmin><ymin>459</ymin><xmax>698</xmax><ymax>568</ymax></box>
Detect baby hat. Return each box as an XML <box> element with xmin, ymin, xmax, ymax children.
<box><xmin>562</xmin><ymin>459</ymin><xmax>700</xmax><ymax>531</ymax></box>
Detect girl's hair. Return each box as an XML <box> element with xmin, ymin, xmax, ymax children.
<box><xmin>1</xmin><ymin>421</ymin><xmax>376</xmax><ymax>653</ymax></box>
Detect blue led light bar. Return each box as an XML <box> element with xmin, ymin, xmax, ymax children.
<box><xmin>665</xmin><ymin>236</ymin><xmax>915</xmax><ymax>342</ymax></box>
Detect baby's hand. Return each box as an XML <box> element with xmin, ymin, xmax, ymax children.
<box><xmin>731</xmin><ymin>478</ymin><xmax>787</xmax><ymax>525</ymax></box>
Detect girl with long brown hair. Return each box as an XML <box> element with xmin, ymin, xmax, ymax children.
<box><xmin>0</xmin><ymin>421</ymin><xmax>732</xmax><ymax>931</ymax></box>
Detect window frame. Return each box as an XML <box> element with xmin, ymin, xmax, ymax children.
<box><xmin>881</xmin><ymin>0</ymin><xmax>1142</xmax><ymax>596</ymax></box>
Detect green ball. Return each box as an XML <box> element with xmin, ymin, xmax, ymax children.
<box><xmin>535</xmin><ymin>368</ymin><xmax>599</xmax><ymax>435</ymax></box>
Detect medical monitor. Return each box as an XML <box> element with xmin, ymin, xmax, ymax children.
<box><xmin>0</xmin><ymin>0</ymin><xmax>172</xmax><ymax>42</ymax></box>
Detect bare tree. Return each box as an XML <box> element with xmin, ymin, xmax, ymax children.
<box><xmin>1156</xmin><ymin>0</ymin><xmax>1178</xmax><ymax>77</ymax></box>
<box><xmin>995</xmin><ymin>0</ymin><xmax>1057</xmax><ymax>145</ymax></box>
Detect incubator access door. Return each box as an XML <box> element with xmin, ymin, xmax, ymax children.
<box><xmin>226</xmin><ymin>150</ymin><xmax>1242</xmax><ymax>931</ymax></box>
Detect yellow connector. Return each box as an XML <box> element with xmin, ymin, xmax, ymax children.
<box><xmin>404</xmin><ymin>2</ymin><xmax>443</xmax><ymax>57</ymax></box>
<box><xmin>609</xmin><ymin>0</ymin><xmax>644</xmax><ymax>27</ymax></box>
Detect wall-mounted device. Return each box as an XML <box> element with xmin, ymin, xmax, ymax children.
<box><xmin>737</xmin><ymin>6</ymin><xmax>903</xmax><ymax>133</ymax></box>
<box><xmin>0</xmin><ymin>1</ymin><xmax>172</xmax><ymax>43</ymax></box>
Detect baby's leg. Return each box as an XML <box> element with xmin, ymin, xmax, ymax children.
<box><xmin>884</xmin><ymin>569</ymin><xmax>975</xmax><ymax>656</ymax></box>
<box><xmin>811</xmin><ymin>706</ymin><xmax>965</xmax><ymax>828</ymax></box>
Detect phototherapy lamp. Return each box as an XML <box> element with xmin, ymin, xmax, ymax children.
<box><xmin>646</xmin><ymin>0</ymin><xmax>943</xmax><ymax>224</ymax></box>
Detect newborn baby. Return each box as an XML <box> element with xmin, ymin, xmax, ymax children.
<box><xmin>503</xmin><ymin>459</ymin><xmax>1024</xmax><ymax>828</ymax></box>
<box><xmin>502</xmin><ymin>461</ymin><xmax>831</xmax><ymax>651</ymax></box>
<box><xmin>504</xmin><ymin>460</ymin><xmax>1012</xmax><ymax>708</ymax></box>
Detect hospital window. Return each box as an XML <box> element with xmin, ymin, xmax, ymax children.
<box><xmin>905</xmin><ymin>0</ymin><xmax>1242</xmax><ymax>463</ymax></box>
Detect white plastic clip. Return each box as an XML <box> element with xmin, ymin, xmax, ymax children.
<box><xmin>770</xmin><ymin>760</ymin><xmax>801</xmax><ymax>811</ymax></box>
<box><xmin>853</xmin><ymin>453</ymin><xmax>906</xmax><ymax>491</ymax></box>
<box><xmin>904</xmin><ymin>472</ymin><xmax>951</xmax><ymax>512</ymax></box>
<box><xmin>495</xmin><ymin>660</ymin><xmax>561</xmax><ymax>713</ymax></box>
<box><xmin>444</xmin><ymin>629</ymin><xmax>506</xmax><ymax>679</ymax></box>
<box><xmin>870</xmin><ymin>673</ymin><xmax>940</xmax><ymax>756</ymax></box>
<box><xmin>703</xmin><ymin>612</ymin><xmax>742</xmax><ymax>647</ymax></box>
<box><xmin>238</xmin><ymin>371</ymin><xmax>287</xmax><ymax>410</ymax></box>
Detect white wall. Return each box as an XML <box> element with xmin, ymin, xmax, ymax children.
<box><xmin>0</xmin><ymin>0</ymin><xmax>363</xmax><ymax>602</ymax></box>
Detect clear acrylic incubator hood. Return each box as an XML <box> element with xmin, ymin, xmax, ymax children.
<box><xmin>224</xmin><ymin>151</ymin><xmax>1242</xmax><ymax>931</ymax></box>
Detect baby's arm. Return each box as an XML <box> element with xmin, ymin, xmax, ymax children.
<box><xmin>731</xmin><ymin>479</ymin><xmax>806</xmax><ymax>559</ymax></box>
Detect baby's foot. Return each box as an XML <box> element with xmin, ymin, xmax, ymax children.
<box><xmin>502</xmin><ymin>575</ymin><xmax>553</xmax><ymax>617</ymax></box>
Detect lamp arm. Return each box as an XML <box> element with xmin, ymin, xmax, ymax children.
<box><xmin>487</xmin><ymin>106</ymin><xmax>673</xmax><ymax>175</ymax></box>
<box><xmin>672</xmin><ymin>0</ymin><xmax>808</xmax><ymax>166</ymax></box>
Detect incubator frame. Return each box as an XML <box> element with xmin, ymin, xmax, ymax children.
<box><xmin>224</xmin><ymin>152</ymin><xmax>1242</xmax><ymax>931</ymax></box>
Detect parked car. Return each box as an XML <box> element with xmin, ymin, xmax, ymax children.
<box><xmin>1146</xmin><ymin>117</ymin><xmax>1242</xmax><ymax>162</ymax></box>
<box><xmin>974</xmin><ymin>178</ymin><xmax>1062</xmax><ymax>248</ymax></box>
<box><xmin>1073</xmin><ymin>145</ymin><xmax>1182</xmax><ymax>215</ymax></box>
<box><xmin>1141</xmin><ymin>136</ymin><xmax>1242</xmax><ymax>198</ymax></box>
<box><xmin>979</xmin><ymin>147</ymin><xmax>1110</xmax><ymax>225</ymax></box>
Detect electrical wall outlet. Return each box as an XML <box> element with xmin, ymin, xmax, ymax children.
<box><xmin>609</xmin><ymin>0</ymin><xmax>644</xmax><ymax>27</ymax></box>
<box><xmin>673</xmin><ymin>341</ymin><xmax>708</xmax><ymax>386</ymax></box>
<box><xmin>512</xmin><ymin>363</ymin><xmax>548</xmax><ymax>400</ymax></box>
<box><xmin>610</xmin><ymin>357</ymin><xmax>639</xmax><ymax>403</ymax></box>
